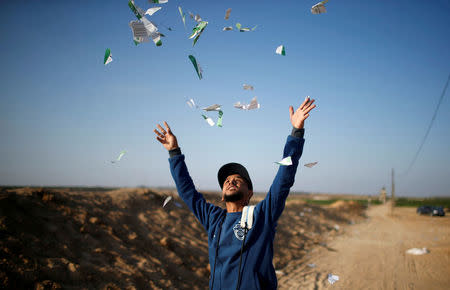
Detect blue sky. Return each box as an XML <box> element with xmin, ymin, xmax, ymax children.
<box><xmin>1</xmin><ymin>0</ymin><xmax>449</xmax><ymax>197</ymax></box>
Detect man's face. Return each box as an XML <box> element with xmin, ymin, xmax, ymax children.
<box><xmin>222</xmin><ymin>174</ymin><xmax>252</xmax><ymax>203</ymax></box>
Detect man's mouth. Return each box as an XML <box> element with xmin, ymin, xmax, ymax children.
<box><xmin>227</xmin><ymin>185</ymin><xmax>237</xmax><ymax>191</ymax></box>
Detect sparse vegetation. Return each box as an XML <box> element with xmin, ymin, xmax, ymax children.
<box><xmin>394</xmin><ymin>197</ymin><xmax>450</xmax><ymax>208</ymax></box>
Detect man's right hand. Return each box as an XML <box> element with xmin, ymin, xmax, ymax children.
<box><xmin>154</xmin><ymin>121</ymin><xmax>179</xmax><ymax>151</ymax></box>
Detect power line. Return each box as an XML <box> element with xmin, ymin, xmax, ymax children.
<box><xmin>404</xmin><ymin>72</ymin><xmax>450</xmax><ymax>175</ymax></box>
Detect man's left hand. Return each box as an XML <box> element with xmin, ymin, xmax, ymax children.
<box><xmin>289</xmin><ymin>96</ymin><xmax>316</xmax><ymax>129</ymax></box>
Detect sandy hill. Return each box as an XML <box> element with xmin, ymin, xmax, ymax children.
<box><xmin>0</xmin><ymin>187</ymin><xmax>364</xmax><ymax>289</ymax></box>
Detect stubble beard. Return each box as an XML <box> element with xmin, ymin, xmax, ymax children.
<box><xmin>223</xmin><ymin>190</ymin><xmax>244</xmax><ymax>202</ymax></box>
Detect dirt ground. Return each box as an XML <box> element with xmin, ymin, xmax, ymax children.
<box><xmin>2</xmin><ymin>187</ymin><xmax>447</xmax><ymax>289</ymax></box>
<box><xmin>278</xmin><ymin>202</ymin><xmax>450</xmax><ymax>290</ymax></box>
<box><xmin>0</xmin><ymin>187</ymin><xmax>366</xmax><ymax>289</ymax></box>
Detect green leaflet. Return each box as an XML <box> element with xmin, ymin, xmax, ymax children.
<box><xmin>188</xmin><ymin>55</ymin><xmax>202</xmax><ymax>80</ymax></box>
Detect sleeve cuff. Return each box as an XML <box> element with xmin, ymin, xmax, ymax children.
<box><xmin>291</xmin><ymin>127</ymin><xmax>305</xmax><ymax>138</ymax></box>
<box><xmin>169</xmin><ymin>147</ymin><xmax>182</xmax><ymax>158</ymax></box>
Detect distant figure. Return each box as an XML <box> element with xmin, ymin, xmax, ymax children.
<box><xmin>153</xmin><ymin>97</ymin><xmax>316</xmax><ymax>289</ymax></box>
<box><xmin>379</xmin><ymin>186</ymin><xmax>387</xmax><ymax>204</ymax></box>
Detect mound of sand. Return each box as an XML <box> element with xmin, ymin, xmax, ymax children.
<box><xmin>0</xmin><ymin>188</ymin><xmax>365</xmax><ymax>289</ymax></box>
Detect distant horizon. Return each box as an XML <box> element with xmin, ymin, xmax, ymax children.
<box><xmin>2</xmin><ymin>184</ymin><xmax>449</xmax><ymax>199</ymax></box>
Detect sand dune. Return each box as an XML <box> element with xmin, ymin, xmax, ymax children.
<box><xmin>0</xmin><ymin>187</ymin><xmax>365</xmax><ymax>289</ymax></box>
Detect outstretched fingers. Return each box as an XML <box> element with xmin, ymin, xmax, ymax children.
<box><xmin>163</xmin><ymin>121</ymin><xmax>172</xmax><ymax>135</ymax></box>
<box><xmin>157</xmin><ymin>124</ymin><xmax>167</xmax><ymax>135</ymax></box>
<box><xmin>299</xmin><ymin>96</ymin><xmax>310</xmax><ymax>110</ymax></box>
<box><xmin>303</xmin><ymin>103</ymin><xmax>316</xmax><ymax>115</ymax></box>
<box><xmin>289</xmin><ymin>106</ymin><xmax>294</xmax><ymax>119</ymax></box>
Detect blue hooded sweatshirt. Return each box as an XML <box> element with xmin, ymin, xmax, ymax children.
<box><xmin>169</xmin><ymin>132</ymin><xmax>304</xmax><ymax>289</ymax></box>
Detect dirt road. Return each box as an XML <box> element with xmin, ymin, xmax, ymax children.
<box><xmin>278</xmin><ymin>203</ymin><xmax>450</xmax><ymax>290</ymax></box>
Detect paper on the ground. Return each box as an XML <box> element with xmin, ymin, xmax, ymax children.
<box><xmin>276</xmin><ymin>45</ymin><xmax>286</xmax><ymax>56</ymax></box>
<box><xmin>304</xmin><ymin>162</ymin><xmax>318</xmax><ymax>168</ymax></box>
<box><xmin>311</xmin><ymin>0</ymin><xmax>328</xmax><ymax>14</ymax></box>
<box><xmin>104</xmin><ymin>48</ymin><xmax>112</xmax><ymax>65</ymax></box>
<box><xmin>224</xmin><ymin>8</ymin><xmax>232</xmax><ymax>20</ymax></box>
<box><xmin>174</xmin><ymin>202</ymin><xmax>182</xmax><ymax>208</ymax></box>
<box><xmin>307</xmin><ymin>263</ymin><xmax>316</xmax><ymax>268</ymax></box>
<box><xmin>188</xmin><ymin>55</ymin><xmax>203</xmax><ymax>79</ymax></box>
<box><xmin>111</xmin><ymin>150</ymin><xmax>126</xmax><ymax>163</ymax></box>
<box><xmin>223</xmin><ymin>26</ymin><xmax>233</xmax><ymax>31</ymax></box>
<box><xmin>163</xmin><ymin>196</ymin><xmax>172</xmax><ymax>207</ymax></box>
<box><xmin>202</xmin><ymin>104</ymin><xmax>221</xmax><ymax>111</ymax></box>
<box><xmin>234</xmin><ymin>97</ymin><xmax>260</xmax><ymax>110</ymax></box>
<box><xmin>189</xmin><ymin>21</ymin><xmax>208</xmax><ymax>46</ymax></box>
<box><xmin>152</xmin><ymin>0</ymin><xmax>168</xmax><ymax>3</ymax></box>
<box><xmin>243</xmin><ymin>84</ymin><xmax>254</xmax><ymax>90</ymax></box>
<box><xmin>406</xmin><ymin>248</ymin><xmax>429</xmax><ymax>255</ymax></box>
<box><xmin>202</xmin><ymin>114</ymin><xmax>215</xmax><ymax>126</ymax></box>
<box><xmin>217</xmin><ymin>110</ymin><xmax>223</xmax><ymax>127</ymax></box>
<box><xmin>275</xmin><ymin>156</ymin><xmax>292</xmax><ymax>166</ymax></box>
<box><xmin>327</xmin><ymin>273</ymin><xmax>339</xmax><ymax>284</ymax></box>
<box><xmin>186</xmin><ymin>98</ymin><xmax>198</xmax><ymax>109</ymax></box>
<box><xmin>145</xmin><ymin>7</ymin><xmax>161</xmax><ymax>16</ymax></box>
<box><xmin>178</xmin><ymin>6</ymin><xmax>186</xmax><ymax>28</ymax></box>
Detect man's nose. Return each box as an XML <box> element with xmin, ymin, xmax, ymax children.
<box><xmin>231</xmin><ymin>179</ymin><xmax>238</xmax><ymax>186</ymax></box>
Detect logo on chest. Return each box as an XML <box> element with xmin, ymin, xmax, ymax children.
<box><xmin>233</xmin><ymin>222</ymin><xmax>245</xmax><ymax>241</ymax></box>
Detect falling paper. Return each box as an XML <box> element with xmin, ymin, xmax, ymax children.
<box><xmin>189</xmin><ymin>21</ymin><xmax>208</xmax><ymax>46</ymax></box>
<box><xmin>217</xmin><ymin>110</ymin><xmax>223</xmax><ymax>127</ymax></box>
<box><xmin>276</xmin><ymin>45</ymin><xmax>286</xmax><ymax>56</ymax></box>
<box><xmin>152</xmin><ymin>0</ymin><xmax>168</xmax><ymax>3</ymax></box>
<box><xmin>311</xmin><ymin>0</ymin><xmax>328</xmax><ymax>14</ymax></box>
<box><xmin>224</xmin><ymin>8</ymin><xmax>232</xmax><ymax>20</ymax></box>
<box><xmin>327</xmin><ymin>273</ymin><xmax>339</xmax><ymax>285</ymax></box>
<box><xmin>243</xmin><ymin>84</ymin><xmax>254</xmax><ymax>90</ymax></box>
<box><xmin>234</xmin><ymin>97</ymin><xmax>260</xmax><ymax>110</ymax></box>
<box><xmin>178</xmin><ymin>6</ymin><xmax>186</xmax><ymax>28</ymax></box>
<box><xmin>163</xmin><ymin>196</ymin><xmax>172</xmax><ymax>207</ymax></box>
<box><xmin>104</xmin><ymin>48</ymin><xmax>112</xmax><ymax>65</ymax></box>
<box><xmin>223</xmin><ymin>26</ymin><xmax>233</xmax><ymax>31</ymax></box>
<box><xmin>128</xmin><ymin>0</ymin><xmax>144</xmax><ymax>19</ymax></box>
<box><xmin>275</xmin><ymin>156</ymin><xmax>292</xmax><ymax>166</ymax></box>
<box><xmin>304</xmin><ymin>162</ymin><xmax>318</xmax><ymax>168</ymax></box>
<box><xmin>194</xmin><ymin>14</ymin><xmax>202</xmax><ymax>22</ymax></box>
<box><xmin>145</xmin><ymin>7</ymin><xmax>161</xmax><ymax>16</ymax></box>
<box><xmin>202</xmin><ymin>104</ymin><xmax>221</xmax><ymax>111</ymax></box>
<box><xmin>111</xmin><ymin>150</ymin><xmax>126</xmax><ymax>163</ymax></box>
<box><xmin>236</xmin><ymin>23</ymin><xmax>255</xmax><ymax>32</ymax></box>
<box><xmin>245</xmin><ymin>97</ymin><xmax>260</xmax><ymax>110</ymax></box>
<box><xmin>142</xmin><ymin>17</ymin><xmax>162</xmax><ymax>46</ymax></box>
<box><xmin>406</xmin><ymin>248</ymin><xmax>429</xmax><ymax>255</ymax></box>
<box><xmin>188</xmin><ymin>55</ymin><xmax>203</xmax><ymax>79</ymax></box>
<box><xmin>186</xmin><ymin>98</ymin><xmax>198</xmax><ymax>109</ymax></box>
<box><xmin>202</xmin><ymin>114</ymin><xmax>215</xmax><ymax>126</ymax></box>
<box><xmin>129</xmin><ymin>20</ymin><xmax>162</xmax><ymax>46</ymax></box>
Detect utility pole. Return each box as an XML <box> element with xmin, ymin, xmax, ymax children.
<box><xmin>391</xmin><ymin>168</ymin><xmax>395</xmax><ymax>215</ymax></box>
